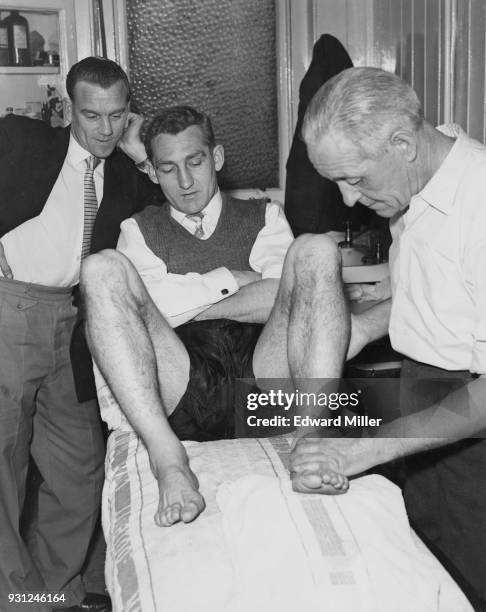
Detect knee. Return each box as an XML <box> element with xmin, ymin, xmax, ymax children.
<box><xmin>80</xmin><ymin>249</ymin><xmax>129</xmax><ymax>298</ymax></box>
<box><xmin>286</xmin><ymin>234</ymin><xmax>342</xmax><ymax>280</ymax></box>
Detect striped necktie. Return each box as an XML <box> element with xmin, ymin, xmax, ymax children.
<box><xmin>185</xmin><ymin>212</ymin><xmax>205</xmax><ymax>239</ymax></box>
<box><xmin>81</xmin><ymin>155</ymin><xmax>100</xmax><ymax>260</ymax></box>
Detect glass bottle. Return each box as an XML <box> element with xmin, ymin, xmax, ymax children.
<box><xmin>0</xmin><ymin>18</ymin><xmax>9</xmax><ymax>66</ymax></box>
<box><xmin>5</xmin><ymin>11</ymin><xmax>31</xmax><ymax>66</ymax></box>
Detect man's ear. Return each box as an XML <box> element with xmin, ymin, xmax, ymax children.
<box><xmin>64</xmin><ymin>98</ymin><xmax>72</xmax><ymax>122</ymax></box>
<box><xmin>146</xmin><ymin>160</ymin><xmax>159</xmax><ymax>184</ymax></box>
<box><xmin>212</xmin><ymin>144</ymin><xmax>224</xmax><ymax>171</ymax></box>
<box><xmin>389</xmin><ymin>128</ymin><xmax>417</xmax><ymax>162</ymax></box>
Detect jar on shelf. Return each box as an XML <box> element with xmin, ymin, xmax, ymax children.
<box><xmin>4</xmin><ymin>10</ymin><xmax>31</xmax><ymax>66</ymax></box>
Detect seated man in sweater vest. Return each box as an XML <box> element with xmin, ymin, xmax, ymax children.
<box><xmin>81</xmin><ymin>106</ymin><xmax>352</xmax><ymax>527</ymax></box>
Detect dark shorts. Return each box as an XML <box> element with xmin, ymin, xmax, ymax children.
<box><xmin>168</xmin><ymin>318</ymin><xmax>263</xmax><ymax>442</ymax></box>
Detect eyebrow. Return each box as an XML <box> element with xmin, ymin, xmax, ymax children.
<box><xmin>155</xmin><ymin>150</ymin><xmax>206</xmax><ymax>165</ymax></box>
<box><xmin>81</xmin><ymin>107</ymin><xmax>127</xmax><ymax>115</ymax></box>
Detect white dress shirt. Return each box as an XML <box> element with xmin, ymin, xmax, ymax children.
<box><xmin>389</xmin><ymin>125</ymin><xmax>486</xmax><ymax>374</ymax></box>
<box><xmin>117</xmin><ymin>189</ymin><xmax>294</xmax><ymax>327</ymax></box>
<box><xmin>0</xmin><ymin>135</ymin><xmax>104</xmax><ymax>286</ymax></box>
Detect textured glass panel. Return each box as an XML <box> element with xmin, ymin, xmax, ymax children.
<box><xmin>126</xmin><ymin>0</ymin><xmax>278</xmax><ymax>189</ymax></box>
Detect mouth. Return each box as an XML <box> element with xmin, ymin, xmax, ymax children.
<box><xmin>182</xmin><ymin>192</ymin><xmax>198</xmax><ymax>198</ymax></box>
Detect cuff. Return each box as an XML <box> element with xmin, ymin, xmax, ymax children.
<box><xmin>204</xmin><ymin>267</ymin><xmax>239</xmax><ymax>301</ymax></box>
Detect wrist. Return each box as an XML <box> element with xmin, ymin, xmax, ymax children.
<box><xmin>135</xmin><ymin>157</ymin><xmax>149</xmax><ymax>170</ymax></box>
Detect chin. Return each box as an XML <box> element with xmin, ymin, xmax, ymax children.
<box><xmin>92</xmin><ymin>143</ymin><xmax>116</xmax><ymax>158</ymax></box>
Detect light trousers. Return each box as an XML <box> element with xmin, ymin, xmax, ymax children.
<box><xmin>0</xmin><ymin>279</ymin><xmax>104</xmax><ymax>611</ymax></box>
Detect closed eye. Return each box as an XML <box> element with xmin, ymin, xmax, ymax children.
<box><xmin>157</xmin><ymin>164</ymin><xmax>175</xmax><ymax>174</ymax></box>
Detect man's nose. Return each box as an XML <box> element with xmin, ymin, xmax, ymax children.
<box><xmin>338</xmin><ymin>181</ymin><xmax>361</xmax><ymax>207</ymax></box>
<box><xmin>99</xmin><ymin>117</ymin><xmax>113</xmax><ymax>136</ymax></box>
<box><xmin>178</xmin><ymin>167</ymin><xmax>194</xmax><ymax>190</ymax></box>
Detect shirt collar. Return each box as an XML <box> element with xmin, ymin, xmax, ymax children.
<box><xmin>170</xmin><ymin>189</ymin><xmax>222</xmax><ymax>225</ymax></box>
<box><xmin>416</xmin><ymin>124</ymin><xmax>470</xmax><ymax>215</ymax></box>
<box><xmin>66</xmin><ymin>132</ymin><xmax>105</xmax><ymax>170</ymax></box>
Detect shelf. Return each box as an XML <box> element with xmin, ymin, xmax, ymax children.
<box><xmin>0</xmin><ymin>66</ymin><xmax>59</xmax><ymax>74</ymax></box>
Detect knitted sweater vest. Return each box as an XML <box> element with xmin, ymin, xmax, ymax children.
<box><xmin>133</xmin><ymin>193</ymin><xmax>267</xmax><ymax>274</ymax></box>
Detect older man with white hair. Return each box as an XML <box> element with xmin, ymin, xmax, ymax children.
<box><xmin>290</xmin><ymin>66</ymin><xmax>486</xmax><ymax>610</ymax></box>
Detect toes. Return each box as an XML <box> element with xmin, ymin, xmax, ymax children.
<box><xmin>292</xmin><ymin>470</ymin><xmax>349</xmax><ymax>496</ymax></box>
<box><xmin>155</xmin><ymin>494</ymin><xmax>206</xmax><ymax>527</ymax></box>
<box><xmin>181</xmin><ymin>498</ymin><xmax>205</xmax><ymax>524</ymax></box>
<box><xmin>292</xmin><ymin>471</ymin><xmax>324</xmax><ymax>493</ymax></box>
<box><xmin>156</xmin><ymin>503</ymin><xmax>181</xmax><ymax>527</ymax></box>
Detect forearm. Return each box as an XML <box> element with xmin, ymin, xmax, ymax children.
<box><xmin>373</xmin><ymin>375</ymin><xmax>486</xmax><ymax>460</ymax></box>
<box><xmin>194</xmin><ymin>278</ymin><xmax>279</xmax><ymax>323</ymax></box>
<box><xmin>347</xmin><ymin>298</ymin><xmax>391</xmax><ymax>360</ymax></box>
<box><xmin>293</xmin><ymin>376</ymin><xmax>486</xmax><ymax>479</ymax></box>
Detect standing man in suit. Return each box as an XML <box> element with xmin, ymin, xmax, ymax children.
<box><xmin>0</xmin><ymin>57</ymin><xmax>155</xmax><ymax>611</ymax></box>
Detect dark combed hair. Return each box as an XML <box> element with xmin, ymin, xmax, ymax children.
<box><xmin>144</xmin><ymin>106</ymin><xmax>216</xmax><ymax>160</ymax></box>
<box><xmin>66</xmin><ymin>56</ymin><xmax>131</xmax><ymax>102</ymax></box>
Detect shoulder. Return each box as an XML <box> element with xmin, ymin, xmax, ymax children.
<box><xmin>1</xmin><ymin>114</ymin><xmax>66</xmax><ymax>143</ymax></box>
<box><xmin>133</xmin><ymin>200</ymin><xmax>168</xmax><ymax>222</ymax></box>
<box><xmin>0</xmin><ymin>115</ymin><xmax>69</xmax><ymax>163</ymax></box>
<box><xmin>222</xmin><ymin>192</ymin><xmax>268</xmax><ymax>214</ymax></box>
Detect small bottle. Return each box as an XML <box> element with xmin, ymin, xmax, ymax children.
<box><xmin>0</xmin><ymin>18</ymin><xmax>9</xmax><ymax>66</ymax></box>
<box><xmin>5</xmin><ymin>11</ymin><xmax>31</xmax><ymax>66</ymax></box>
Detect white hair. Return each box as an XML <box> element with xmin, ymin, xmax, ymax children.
<box><xmin>302</xmin><ymin>67</ymin><xmax>423</xmax><ymax>157</ymax></box>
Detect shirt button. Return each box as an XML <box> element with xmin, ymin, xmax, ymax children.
<box><xmin>221</xmin><ymin>288</ymin><xmax>229</xmax><ymax>295</ymax></box>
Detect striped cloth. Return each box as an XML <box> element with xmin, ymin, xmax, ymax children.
<box><xmin>81</xmin><ymin>155</ymin><xmax>100</xmax><ymax>260</ymax></box>
<box><xmin>103</xmin><ymin>434</ymin><xmax>473</xmax><ymax>612</ymax></box>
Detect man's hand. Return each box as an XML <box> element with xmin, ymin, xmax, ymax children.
<box><xmin>230</xmin><ymin>270</ymin><xmax>261</xmax><ymax>288</ymax></box>
<box><xmin>0</xmin><ymin>240</ymin><xmax>13</xmax><ymax>279</ymax></box>
<box><xmin>290</xmin><ymin>436</ymin><xmax>384</xmax><ymax>494</ymax></box>
<box><xmin>345</xmin><ymin>276</ymin><xmax>391</xmax><ymax>302</ymax></box>
<box><xmin>118</xmin><ymin>112</ymin><xmax>147</xmax><ymax>164</ymax></box>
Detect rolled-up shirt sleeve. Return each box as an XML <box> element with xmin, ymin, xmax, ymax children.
<box><xmin>117</xmin><ymin>218</ymin><xmax>238</xmax><ymax>327</ymax></box>
<box><xmin>249</xmin><ymin>200</ymin><xmax>294</xmax><ymax>279</ymax></box>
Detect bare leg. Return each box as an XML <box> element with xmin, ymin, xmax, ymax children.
<box><xmin>253</xmin><ymin>234</ymin><xmax>349</xmax><ymax>381</ymax></box>
<box><xmin>253</xmin><ymin>235</ymin><xmax>350</xmax><ymax>493</ymax></box>
<box><xmin>80</xmin><ymin>250</ymin><xmax>205</xmax><ymax>526</ymax></box>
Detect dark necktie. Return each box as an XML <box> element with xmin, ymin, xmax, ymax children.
<box><xmin>81</xmin><ymin>155</ymin><xmax>100</xmax><ymax>260</ymax></box>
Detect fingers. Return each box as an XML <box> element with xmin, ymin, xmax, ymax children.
<box><xmin>291</xmin><ymin>456</ymin><xmax>342</xmax><ymax>473</ymax></box>
<box><xmin>345</xmin><ymin>277</ymin><xmax>392</xmax><ymax>303</ymax></box>
<box><xmin>344</xmin><ymin>283</ymin><xmax>365</xmax><ymax>301</ymax></box>
<box><xmin>118</xmin><ymin>113</ymin><xmax>148</xmax><ymax>162</ymax></box>
<box><xmin>125</xmin><ymin>111</ymin><xmax>144</xmax><ymax>131</ymax></box>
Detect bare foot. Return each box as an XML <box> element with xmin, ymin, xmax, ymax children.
<box><xmin>291</xmin><ymin>468</ymin><xmax>349</xmax><ymax>495</ymax></box>
<box><xmin>154</xmin><ymin>464</ymin><xmax>206</xmax><ymax>527</ymax></box>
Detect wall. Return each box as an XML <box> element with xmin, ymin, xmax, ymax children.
<box><xmin>126</xmin><ymin>0</ymin><xmax>279</xmax><ymax>190</ymax></box>
<box><xmin>292</xmin><ymin>0</ymin><xmax>486</xmax><ymax>142</ymax></box>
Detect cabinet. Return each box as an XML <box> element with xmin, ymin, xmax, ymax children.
<box><xmin>0</xmin><ymin>0</ymin><xmax>76</xmax><ymax>122</ymax></box>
